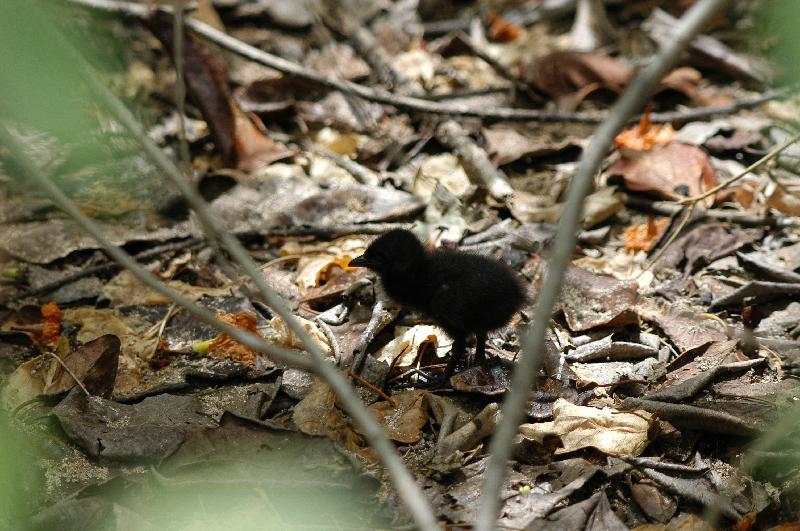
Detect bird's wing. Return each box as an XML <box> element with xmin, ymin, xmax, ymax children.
<box><xmin>429</xmin><ymin>281</ymin><xmax>468</xmax><ymax>336</ymax></box>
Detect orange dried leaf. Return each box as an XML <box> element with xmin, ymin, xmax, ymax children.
<box><xmin>735</xmin><ymin>181</ymin><xmax>757</xmax><ymax>209</ymax></box>
<box><xmin>209</xmin><ymin>312</ymin><xmax>260</xmax><ymax>364</ymax></box>
<box><xmin>614</xmin><ymin>119</ymin><xmax>675</xmax><ymax>152</ymax></box>
<box><xmin>766</xmin><ymin>186</ymin><xmax>800</xmax><ymax>216</ymax></box>
<box><xmin>41</xmin><ymin>302</ymin><xmax>62</xmax><ymax>346</ymax></box>
<box><xmin>624</xmin><ymin>216</ymin><xmax>670</xmax><ymax>252</ymax></box>
<box><xmin>486</xmin><ymin>12</ymin><xmax>521</xmax><ymax>42</ymax></box>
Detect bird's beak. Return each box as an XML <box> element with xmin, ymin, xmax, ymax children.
<box><xmin>348</xmin><ymin>255</ymin><xmax>371</xmax><ymax>268</ymax></box>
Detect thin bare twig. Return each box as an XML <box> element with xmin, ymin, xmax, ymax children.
<box><xmin>624</xmin><ymin>195</ymin><xmax>800</xmax><ymax>227</ymax></box>
<box><xmin>639</xmin><ymin>201</ymin><xmax>696</xmax><ymax>277</ymax></box>
<box><xmin>11</xmin><ymin>237</ymin><xmax>202</xmax><ymax>301</ymax></box>
<box><xmin>435</xmin><ymin>120</ymin><xmax>514</xmax><ymax>200</ymax></box>
<box><xmin>148</xmin><ymin>303</ymin><xmax>177</xmax><ymax>358</ymax></box>
<box><xmin>476</xmin><ymin>1</ymin><xmax>731</xmax><ymax>528</ymax></box>
<box><xmin>347</xmin><ymin>370</ymin><xmax>395</xmax><ymax>405</ymax></box>
<box><xmin>172</xmin><ymin>0</ymin><xmax>191</xmax><ymax>167</ymax></box>
<box><xmin>647</xmin><ymin>85</ymin><xmax>792</xmax><ymax>123</ymax></box>
<box><xmin>329</xmin><ymin>6</ymin><xmax>418</xmax><ymax>94</ymax></box>
<box><xmin>457</xmin><ymin>30</ymin><xmax>543</xmax><ymax>103</ymax></box>
<box><xmin>263</xmin><ymin>222</ymin><xmax>412</xmax><ymax>238</ymax></box>
<box><xmin>45</xmin><ymin>351</ymin><xmax>91</xmax><ymax>397</ymax></box>
<box><xmin>269</xmin><ymin>131</ymin><xmax>380</xmax><ymax>186</ymax></box>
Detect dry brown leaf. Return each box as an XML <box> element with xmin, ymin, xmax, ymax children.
<box><xmin>648</xmin><ymin>305</ymin><xmax>728</xmax><ymax>352</ymax></box>
<box><xmin>413</xmin><ymin>154</ymin><xmax>474</xmax><ymax>199</ymax></box>
<box><xmin>659</xmin><ymin>66</ymin><xmax>712</xmax><ymax>106</ymax></box>
<box><xmin>374</xmin><ymin>325</ymin><xmax>452</xmax><ymax>369</ymax></box>
<box><xmin>735</xmin><ymin>180</ymin><xmax>758</xmax><ymax>209</ymax></box>
<box><xmin>624</xmin><ymin>216</ymin><xmax>671</xmax><ymax>252</ymax></box>
<box><xmin>296</xmin><ymin>245</ymin><xmax>363</xmax><ymax>294</ymax></box>
<box><xmin>530</xmin><ymin>52</ymin><xmax>710</xmax><ymax>110</ymax></box>
<box><xmin>0</xmin><ymin>355</ymin><xmax>50</xmax><ymax>411</ymax></box>
<box><xmin>368</xmin><ymin>390</ymin><xmax>428</xmax><ymax>444</ymax></box>
<box><xmin>103</xmin><ymin>270</ymin><xmax>230</xmax><ymax>306</ymax></box>
<box><xmin>663</xmin><ymin>340</ymin><xmax>741</xmax><ymax>386</ymax></box>
<box><xmin>266</xmin><ymin>315</ymin><xmax>333</xmax><ymax>357</ymax></box>
<box><xmin>144</xmin><ymin>10</ymin><xmax>235</xmax><ymax>163</ymax></box>
<box><xmin>582</xmin><ymin>186</ymin><xmax>625</xmax><ymax>228</ymax></box>
<box><xmin>233</xmin><ymin>106</ymin><xmax>293</xmax><ymax>172</ymax></box>
<box><xmin>554</xmin><ymin>265</ymin><xmax>639</xmax><ymax>332</ymax></box>
<box><xmin>208</xmin><ymin>312</ymin><xmax>260</xmax><ymax>364</ymax></box>
<box><xmin>532</xmin><ymin>51</ymin><xmax>632</xmax><ymax>105</ymax></box>
<box><xmin>609</xmin><ymin>143</ymin><xmax>718</xmax><ymax>206</ymax></box>
<box><xmin>482</xmin><ymin>126</ymin><xmax>570</xmax><ymax>166</ymax></box>
<box><xmin>144</xmin><ymin>10</ymin><xmax>290</xmax><ymax>171</ymax></box>
<box><xmin>294</xmin><ymin>379</ymin><xmax>363</xmax><ymax>452</ymax></box>
<box><xmin>508</xmin><ymin>191</ymin><xmax>562</xmax><ymax>225</ymax></box>
<box><xmin>767</xmin><ymin>186</ymin><xmax>800</xmax><ymax>216</ymax></box>
<box><xmin>62</xmin><ymin>308</ymin><xmax>133</xmax><ymax>344</ymax></box>
<box><xmin>43</xmin><ymin>334</ymin><xmax>120</xmax><ymax>398</ymax></box>
<box><xmin>614</xmin><ymin>110</ymin><xmax>675</xmax><ymax>153</ymax></box>
<box><xmin>40</xmin><ymin>301</ymin><xmax>61</xmax><ymax>347</ymax></box>
<box><xmin>486</xmin><ymin>11</ymin><xmax>522</xmax><ymax>42</ymax></box>
<box><xmin>519</xmin><ymin>399</ymin><xmax>653</xmax><ymax>456</ymax></box>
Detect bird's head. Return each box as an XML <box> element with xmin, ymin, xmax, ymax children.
<box><xmin>349</xmin><ymin>229</ymin><xmax>426</xmax><ymax>277</ymax></box>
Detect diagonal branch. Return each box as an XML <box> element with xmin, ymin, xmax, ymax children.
<box><xmin>0</xmin><ymin>123</ymin><xmax>312</xmax><ymax>371</ymax></box>
<box><xmin>475</xmin><ymin>0</ymin><xmax>731</xmax><ymax>529</ymax></box>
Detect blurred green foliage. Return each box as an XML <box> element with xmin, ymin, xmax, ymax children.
<box><xmin>760</xmin><ymin>0</ymin><xmax>800</xmax><ymax>83</ymax></box>
<box><xmin>0</xmin><ymin>412</ymin><xmax>42</xmax><ymax>529</ymax></box>
<box><xmin>0</xmin><ymin>0</ymin><xmax>100</xmax><ymax>142</ymax></box>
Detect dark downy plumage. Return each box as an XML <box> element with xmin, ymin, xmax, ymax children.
<box><xmin>349</xmin><ymin>229</ymin><xmax>526</xmax><ymax>379</ymax></box>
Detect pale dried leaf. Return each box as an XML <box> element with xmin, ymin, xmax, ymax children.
<box><xmin>519</xmin><ymin>399</ymin><xmax>653</xmax><ymax>456</ymax></box>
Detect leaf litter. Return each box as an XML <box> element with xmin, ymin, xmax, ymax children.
<box><xmin>1</xmin><ymin>0</ymin><xmax>800</xmax><ymax>529</ymax></box>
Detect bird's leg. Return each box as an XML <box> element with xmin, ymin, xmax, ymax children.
<box><xmin>474</xmin><ymin>330</ymin><xmax>487</xmax><ymax>364</ymax></box>
<box><xmin>444</xmin><ymin>335</ymin><xmax>466</xmax><ymax>378</ymax></box>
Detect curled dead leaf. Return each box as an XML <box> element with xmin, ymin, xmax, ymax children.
<box><xmin>208</xmin><ymin>312</ymin><xmax>260</xmax><ymax>365</ymax></box>
<box><xmin>40</xmin><ymin>301</ymin><xmax>61</xmax><ymax>346</ymax></box>
<box><xmin>614</xmin><ymin>117</ymin><xmax>675</xmax><ymax>153</ymax></box>
<box><xmin>294</xmin><ymin>380</ymin><xmax>364</xmax><ymax>453</ymax></box>
<box><xmin>554</xmin><ymin>265</ymin><xmax>639</xmax><ymax>332</ymax></box>
<box><xmin>367</xmin><ymin>390</ymin><xmax>428</xmax><ymax>444</ymax></box>
<box><xmin>144</xmin><ymin>10</ymin><xmax>291</xmax><ymax>172</ymax></box>
<box><xmin>624</xmin><ymin>216</ymin><xmax>670</xmax><ymax>252</ymax></box>
<box><xmin>293</xmin><ymin>237</ymin><xmax>368</xmax><ymax>294</ymax></box>
<box><xmin>519</xmin><ymin>398</ymin><xmax>653</xmax><ymax>456</ymax></box>
<box><xmin>266</xmin><ymin>315</ymin><xmax>333</xmax><ymax>357</ymax></box>
<box><xmin>766</xmin><ymin>186</ymin><xmax>800</xmax><ymax>216</ymax></box>
<box><xmin>609</xmin><ymin>143</ymin><xmax>718</xmax><ymax>206</ymax></box>
<box><xmin>486</xmin><ymin>12</ymin><xmax>522</xmax><ymax>42</ymax></box>
<box><xmin>374</xmin><ymin>325</ymin><xmax>452</xmax><ymax>369</ymax></box>
<box><xmin>531</xmin><ymin>51</ymin><xmax>632</xmax><ymax>108</ymax></box>
<box><xmin>43</xmin><ymin>334</ymin><xmax>121</xmax><ymax>398</ymax></box>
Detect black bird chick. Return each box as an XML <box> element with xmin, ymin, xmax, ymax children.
<box><xmin>349</xmin><ymin>229</ymin><xmax>526</xmax><ymax>379</ymax></box>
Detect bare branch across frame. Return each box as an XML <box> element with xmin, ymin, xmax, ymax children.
<box><xmin>63</xmin><ymin>0</ymin><xmax>789</xmax><ymax>125</ymax></box>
